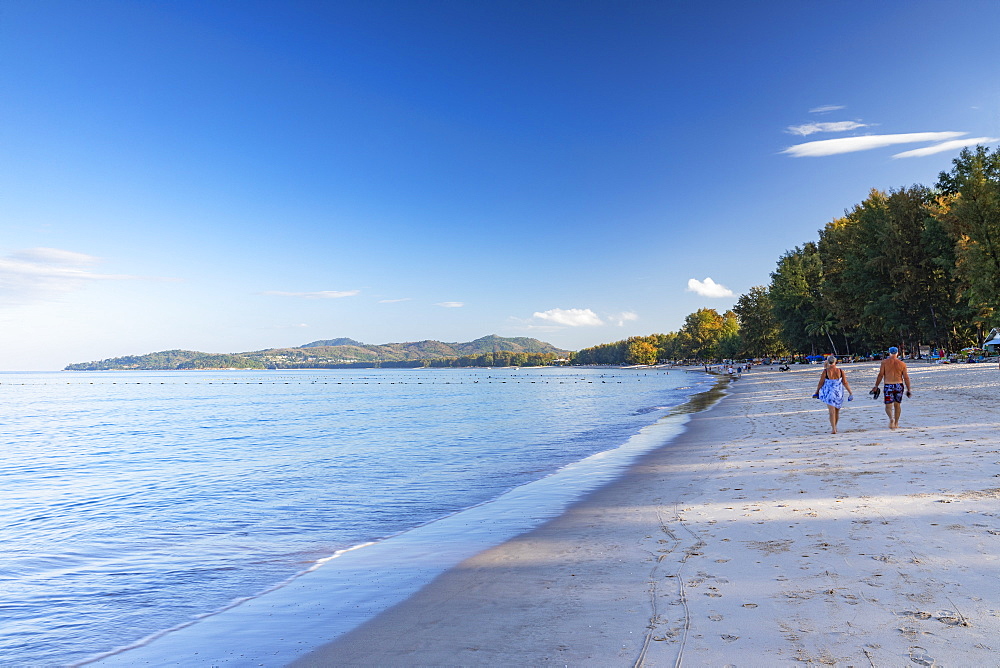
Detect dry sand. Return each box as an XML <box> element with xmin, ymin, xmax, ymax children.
<box><xmin>292</xmin><ymin>361</ymin><xmax>1000</xmax><ymax>667</ymax></box>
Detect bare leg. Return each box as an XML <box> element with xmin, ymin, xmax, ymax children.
<box><xmin>884</xmin><ymin>403</ymin><xmax>894</xmax><ymax>429</ymax></box>
<box><xmin>828</xmin><ymin>405</ymin><xmax>838</xmax><ymax>434</ymax></box>
<box><xmin>893</xmin><ymin>402</ymin><xmax>902</xmax><ymax>429</ymax></box>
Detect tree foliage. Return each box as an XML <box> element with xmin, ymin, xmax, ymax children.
<box><xmin>937</xmin><ymin>146</ymin><xmax>1000</xmax><ymax>316</ymax></box>
<box><xmin>733</xmin><ymin>286</ymin><xmax>786</xmax><ymax>357</ymax></box>
<box><xmin>572</xmin><ymin>310</ymin><xmax>744</xmax><ymax>365</ymax></box>
<box><xmin>176</xmin><ymin>355</ymin><xmax>265</xmax><ymax>370</ymax></box>
<box><xmin>758</xmin><ymin>145</ymin><xmax>1000</xmax><ymax>356</ymax></box>
<box><xmin>768</xmin><ymin>242</ymin><xmax>826</xmax><ymax>354</ymax></box>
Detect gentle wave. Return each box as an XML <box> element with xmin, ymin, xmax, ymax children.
<box><xmin>1</xmin><ymin>367</ymin><xmax>715</xmax><ymax>665</ymax></box>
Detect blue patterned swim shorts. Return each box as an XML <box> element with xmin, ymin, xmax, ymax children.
<box><xmin>884</xmin><ymin>383</ymin><xmax>904</xmax><ymax>404</ymax></box>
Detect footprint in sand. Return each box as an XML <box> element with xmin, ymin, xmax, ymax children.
<box><xmin>935</xmin><ymin>610</ymin><xmax>968</xmax><ymax>626</ymax></box>
<box><xmin>908</xmin><ymin>646</ymin><xmax>934</xmax><ymax>666</ymax></box>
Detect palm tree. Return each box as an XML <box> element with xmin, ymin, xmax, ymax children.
<box><xmin>806</xmin><ymin>313</ymin><xmax>839</xmax><ymax>356</ymax></box>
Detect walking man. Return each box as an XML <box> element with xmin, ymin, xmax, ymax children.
<box><xmin>872</xmin><ymin>347</ymin><xmax>912</xmax><ymax>429</ymax></box>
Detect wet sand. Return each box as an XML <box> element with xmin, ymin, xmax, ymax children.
<box><xmin>292</xmin><ymin>361</ymin><xmax>1000</xmax><ymax>666</ymax></box>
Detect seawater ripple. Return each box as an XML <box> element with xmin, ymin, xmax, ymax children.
<box><xmin>0</xmin><ymin>367</ymin><xmax>712</xmax><ymax>665</ymax></box>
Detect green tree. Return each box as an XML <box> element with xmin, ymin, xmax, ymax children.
<box><xmin>732</xmin><ymin>286</ymin><xmax>786</xmax><ymax>358</ymax></box>
<box><xmin>937</xmin><ymin>145</ymin><xmax>1000</xmax><ymax>318</ymax></box>
<box><xmin>649</xmin><ymin>332</ymin><xmax>679</xmax><ymax>360</ymax></box>
<box><xmin>819</xmin><ymin>186</ymin><xmax>978</xmax><ymax>353</ymax></box>
<box><xmin>677</xmin><ymin>308</ymin><xmax>726</xmax><ymax>359</ymax></box>
<box><xmin>626</xmin><ymin>338</ymin><xmax>659</xmax><ymax>365</ymax></box>
<box><xmin>804</xmin><ymin>312</ymin><xmax>839</xmax><ymax>355</ymax></box>
<box><xmin>716</xmin><ymin>333</ymin><xmax>743</xmax><ymax>360</ymax></box>
<box><xmin>768</xmin><ymin>243</ymin><xmax>825</xmax><ymax>354</ymax></box>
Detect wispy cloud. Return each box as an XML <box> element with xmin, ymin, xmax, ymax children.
<box><xmin>687</xmin><ymin>277</ymin><xmax>734</xmax><ymax>298</ymax></box>
<box><xmin>0</xmin><ymin>247</ymin><xmax>137</xmax><ymax>305</ymax></box>
<box><xmin>513</xmin><ymin>322</ymin><xmax>564</xmax><ymax>333</ymax></box>
<box><xmin>786</xmin><ymin>121</ymin><xmax>869</xmax><ymax>136</ymax></box>
<box><xmin>378</xmin><ymin>298</ymin><xmax>411</xmax><ymax>304</ymax></box>
<box><xmin>262</xmin><ymin>290</ymin><xmax>360</xmax><ymax>299</ymax></box>
<box><xmin>892</xmin><ymin>136</ymin><xmax>1000</xmax><ymax>159</ymax></box>
<box><xmin>809</xmin><ymin>105</ymin><xmax>845</xmax><ymax>114</ymax></box>
<box><xmin>783</xmin><ymin>131</ymin><xmax>966</xmax><ymax>157</ymax></box>
<box><xmin>613</xmin><ymin>311</ymin><xmax>639</xmax><ymax>326</ymax></box>
<box><xmin>809</xmin><ymin>104</ymin><xmax>847</xmax><ymax>114</ymax></box>
<box><xmin>435</xmin><ymin>301</ymin><xmax>464</xmax><ymax>308</ymax></box>
<box><xmin>533</xmin><ymin>308</ymin><xmax>603</xmax><ymax>327</ymax></box>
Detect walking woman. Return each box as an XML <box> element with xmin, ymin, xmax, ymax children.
<box><xmin>813</xmin><ymin>355</ymin><xmax>853</xmax><ymax>434</ymax></box>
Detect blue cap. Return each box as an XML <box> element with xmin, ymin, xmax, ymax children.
<box><xmin>889</xmin><ymin>346</ymin><xmax>898</xmax><ymax>354</ymax></box>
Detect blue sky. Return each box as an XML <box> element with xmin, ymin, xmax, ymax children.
<box><xmin>2</xmin><ymin>0</ymin><xmax>999</xmax><ymax>370</ymax></box>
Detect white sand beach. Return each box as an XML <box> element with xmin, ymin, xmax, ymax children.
<box><xmin>293</xmin><ymin>361</ymin><xmax>1000</xmax><ymax>666</ymax></box>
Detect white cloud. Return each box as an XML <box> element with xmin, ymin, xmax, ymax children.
<box><xmin>809</xmin><ymin>105</ymin><xmax>845</xmax><ymax>114</ymax></box>
<box><xmin>0</xmin><ymin>247</ymin><xmax>136</xmax><ymax>305</ymax></box>
<box><xmin>533</xmin><ymin>308</ymin><xmax>603</xmax><ymax>327</ymax></box>
<box><xmin>783</xmin><ymin>131</ymin><xmax>966</xmax><ymax>157</ymax></box>
<box><xmin>892</xmin><ymin>136</ymin><xmax>1000</xmax><ymax>159</ymax></box>
<box><xmin>378</xmin><ymin>298</ymin><xmax>411</xmax><ymax>303</ymax></box>
<box><xmin>262</xmin><ymin>290</ymin><xmax>360</xmax><ymax>299</ymax></box>
<box><xmin>519</xmin><ymin>323</ymin><xmax>565</xmax><ymax>333</ymax></box>
<box><xmin>15</xmin><ymin>248</ymin><xmax>99</xmax><ymax>265</ymax></box>
<box><xmin>786</xmin><ymin>121</ymin><xmax>869</xmax><ymax>136</ymax></box>
<box><xmin>435</xmin><ymin>301</ymin><xmax>464</xmax><ymax>308</ymax></box>
<box><xmin>613</xmin><ymin>311</ymin><xmax>639</xmax><ymax>326</ymax></box>
<box><xmin>687</xmin><ymin>277</ymin><xmax>734</xmax><ymax>298</ymax></box>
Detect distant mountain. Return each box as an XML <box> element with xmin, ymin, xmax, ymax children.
<box><xmin>299</xmin><ymin>338</ymin><xmax>365</xmax><ymax>348</ymax></box>
<box><xmin>65</xmin><ymin>335</ymin><xmax>569</xmax><ymax>370</ymax></box>
<box><xmin>452</xmin><ymin>335</ymin><xmax>562</xmax><ymax>355</ymax></box>
<box><xmin>243</xmin><ymin>335</ymin><xmax>568</xmax><ymax>366</ymax></box>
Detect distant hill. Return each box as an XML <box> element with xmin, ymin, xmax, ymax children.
<box><xmin>64</xmin><ymin>349</ymin><xmax>206</xmax><ymax>371</ymax></box>
<box><xmin>299</xmin><ymin>338</ymin><xmax>365</xmax><ymax>348</ymax></box>
<box><xmin>65</xmin><ymin>335</ymin><xmax>569</xmax><ymax>370</ymax></box>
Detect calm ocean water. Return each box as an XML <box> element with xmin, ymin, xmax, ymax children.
<box><xmin>0</xmin><ymin>366</ymin><xmax>714</xmax><ymax>666</ymax></box>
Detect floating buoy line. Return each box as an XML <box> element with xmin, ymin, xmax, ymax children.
<box><xmin>0</xmin><ymin>372</ymin><xmax>673</xmax><ymax>387</ymax></box>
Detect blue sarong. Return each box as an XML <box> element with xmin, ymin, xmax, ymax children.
<box><xmin>819</xmin><ymin>378</ymin><xmax>845</xmax><ymax>408</ymax></box>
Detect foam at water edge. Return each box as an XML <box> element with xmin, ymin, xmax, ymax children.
<box><xmin>84</xmin><ymin>408</ymin><xmax>706</xmax><ymax>667</ymax></box>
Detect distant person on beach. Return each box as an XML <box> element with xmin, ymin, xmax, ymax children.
<box><xmin>813</xmin><ymin>355</ymin><xmax>853</xmax><ymax>434</ymax></box>
<box><xmin>873</xmin><ymin>347</ymin><xmax>912</xmax><ymax>429</ymax></box>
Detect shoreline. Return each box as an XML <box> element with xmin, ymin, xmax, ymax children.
<box><xmin>293</xmin><ymin>361</ymin><xmax>1000</xmax><ymax>666</ymax></box>
<box><xmin>83</xmin><ymin>370</ymin><xmax>717</xmax><ymax>666</ymax></box>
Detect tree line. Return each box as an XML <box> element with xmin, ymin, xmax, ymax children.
<box><xmin>571</xmin><ymin>310</ymin><xmax>741</xmax><ymax>364</ymax></box>
<box><xmin>572</xmin><ymin>146</ymin><xmax>1000</xmax><ymax>364</ymax></box>
<box><xmin>766</xmin><ymin>145</ymin><xmax>998</xmax><ymax>356</ymax></box>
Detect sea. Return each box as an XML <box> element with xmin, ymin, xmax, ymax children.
<box><xmin>0</xmin><ymin>366</ymin><xmax>717</xmax><ymax>666</ymax></box>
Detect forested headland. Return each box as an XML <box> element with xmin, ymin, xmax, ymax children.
<box><xmin>573</xmin><ymin>146</ymin><xmax>1000</xmax><ymax>365</ymax></box>
<box><xmin>65</xmin><ymin>335</ymin><xmax>567</xmax><ymax>370</ymax></box>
